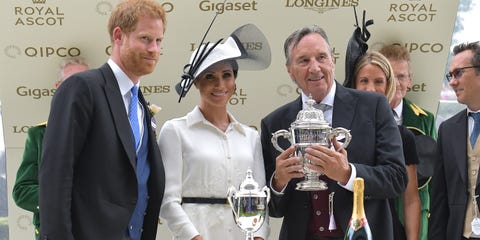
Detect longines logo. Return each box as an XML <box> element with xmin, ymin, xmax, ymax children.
<box><xmin>14</xmin><ymin>0</ymin><xmax>65</xmax><ymax>26</ymax></box>
<box><xmin>387</xmin><ymin>2</ymin><xmax>437</xmax><ymax>22</ymax></box>
<box><xmin>199</xmin><ymin>0</ymin><xmax>258</xmax><ymax>14</ymax></box>
<box><xmin>140</xmin><ymin>85</ymin><xmax>171</xmax><ymax>95</ymax></box>
<box><xmin>13</xmin><ymin>126</ymin><xmax>35</xmax><ymax>134</ymax></box>
<box><xmin>284</xmin><ymin>0</ymin><xmax>359</xmax><ymax>14</ymax></box>
<box><xmin>190</xmin><ymin>41</ymin><xmax>266</xmax><ymax>53</ymax></box>
<box><xmin>4</xmin><ymin>45</ymin><xmax>81</xmax><ymax>58</ymax></box>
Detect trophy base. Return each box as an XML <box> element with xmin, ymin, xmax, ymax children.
<box><xmin>295</xmin><ymin>180</ymin><xmax>328</xmax><ymax>191</ymax></box>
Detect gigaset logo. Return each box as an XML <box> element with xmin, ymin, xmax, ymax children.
<box><xmin>285</xmin><ymin>0</ymin><xmax>359</xmax><ymax>14</ymax></box>
<box><xmin>199</xmin><ymin>0</ymin><xmax>258</xmax><ymax>14</ymax></box>
<box><xmin>16</xmin><ymin>86</ymin><xmax>56</xmax><ymax>99</ymax></box>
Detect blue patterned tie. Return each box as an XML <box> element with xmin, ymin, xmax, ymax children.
<box><xmin>470</xmin><ymin>112</ymin><xmax>480</xmax><ymax>147</ymax></box>
<box><xmin>129</xmin><ymin>85</ymin><xmax>140</xmax><ymax>150</ymax></box>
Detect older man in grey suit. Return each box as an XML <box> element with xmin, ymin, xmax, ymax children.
<box><xmin>261</xmin><ymin>25</ymin><xmax>407</xmax><ymax>240</ymax></box>
<box><xmin>39</xmin><ymin>1</ymin><xmax>166</xmax><ymax>240</ymax></box>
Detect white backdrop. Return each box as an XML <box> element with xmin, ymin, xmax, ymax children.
<box><xmin>0</xmin><ymin>0</ymin><xmax>459</xmax><ymax>239</ymax></box>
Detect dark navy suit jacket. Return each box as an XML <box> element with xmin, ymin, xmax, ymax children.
<box><xmin>261</xmin><ymin>82</ymin><xmax>407</xmax><ymax>240</ymax></box>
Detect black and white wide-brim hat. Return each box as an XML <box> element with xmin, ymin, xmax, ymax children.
<box><xmin>175</xmin><ymin>23</ymin><xmax>271</xmax><ymax>102</ymax></box>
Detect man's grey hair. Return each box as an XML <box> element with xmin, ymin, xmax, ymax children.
<box><xmin>57</xmin><ymin>57</ymin><xmax>90</xmax><ymax>82</ymax></box>
<box><xmin>283</xmin><ymin>25</ymin><xmax>332</xmax><ymax>66</ymax></box>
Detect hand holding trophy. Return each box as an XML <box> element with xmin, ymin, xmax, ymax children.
<box><xmin>227</xmin><ymin>169</ymin><xmax>270</xmax><ymax>240</ymax></box>
<box><xmin>271</xmin><ymin>96</ymin><xmax>352</xmax><ymax>191</ymax></box>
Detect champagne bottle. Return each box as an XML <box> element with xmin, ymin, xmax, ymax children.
<box><xmin>344</xmin><ymin>177</ymin><xmax>372</xmax><ymax>240</ymax></box>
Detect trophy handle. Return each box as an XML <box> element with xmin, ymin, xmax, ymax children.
<box><xmin>227</xmin><ymin>186</ymin><xmax>239</xmax><ymax>220</ymax></box>
<box><xmin>329</xmin><ymin>127</ymin><xmax>352</xmax><ymax>151</ymax></box>
<box><xmin>271</xmin><ymin>129</ymin><xmax>292</xmax><ymax>153</ymax></box>
<box><xmin>262</xmin><ymin>186</ymin><xmax>271</xmax><ymax>204</ymax></box>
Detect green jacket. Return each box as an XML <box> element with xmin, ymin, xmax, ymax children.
<box><xmin>402</xmin><ymin>97</ymin><xmax>437</xmax><ymax>140</ymax></box>
<box><xmin>400</xmin><ymin>98</ymin><xmax>437</xmax><ymax>240</ymax></box>
<box><xmin>12</xmin><ymin>123</ymin><xmax>46</xmax><ymax>240</ymax></box>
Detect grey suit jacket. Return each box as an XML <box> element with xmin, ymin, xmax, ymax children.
<box><xmin>39</xmin><ymin>64</ymin><xmax>165</xmax><ymax>240</ymax></box>
<box><xmin>429</xmin><ymin>109</ymin><xmax>477</xmax><ymax>239</ymax></box>
<box><xmin>261</xmin><ymin>82</ymin><xmax>407</xmax><ymax>240</ymax></box>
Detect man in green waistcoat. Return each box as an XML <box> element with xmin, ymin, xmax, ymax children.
<box><xmin>380</xmin><ymin>44</ymin><xmax>437</xmax><ymax>240</ymax></box>
<box><xmin>12</xmin><ymin>57</ymin><xmax>89</xmax><ymax>239</ymax></box>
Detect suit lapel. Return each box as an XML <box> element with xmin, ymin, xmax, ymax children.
<box><xmin>449</xmin><ymin>110</ymin><xmax>468</xmax><ymax>185</ymax></box>
<box><xmin>100</xmin><ymin>64</ymin><xmax>137</xmax><ymax>168</ymax></box>
<box><xmin>331</xmin><ymin>83</ymin><xmax>356</xmax><ymax>129</ymax></box>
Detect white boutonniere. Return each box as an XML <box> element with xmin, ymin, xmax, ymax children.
<box><xmin>148</xmin><ymin>103</ymin><xmax>161</xmax><ymax>116</ymax></box>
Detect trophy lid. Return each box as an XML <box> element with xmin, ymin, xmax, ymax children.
<box><xmin>236</xmin><ymin>169</ymin><xmax>267</xmax><ymax>198</ymax></box>
<box><xmin>292</xmin><ymin>95</ymin><xmax>330</xmax><ymax>128</ymax></box>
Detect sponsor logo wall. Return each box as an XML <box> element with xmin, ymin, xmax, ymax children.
<box><xmin>0</xmin><ymin>0</ymin><xmax>459</xmax><ymax>238</ymax></box>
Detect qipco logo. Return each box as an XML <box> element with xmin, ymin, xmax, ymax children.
<box><xmin>24</xmin><ymin>46</ymin><xmax>81</xmax><ymax>58</ymax></box>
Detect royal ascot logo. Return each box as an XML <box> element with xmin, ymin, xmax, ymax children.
<box><xmin>230</xmin><ymin>88</ymin><xmax>248</xmax><ymax>105</ymax></box>
<box><xmin>199</xmin><ymin>0</ymin><xmax>259</xmax><ymax>14</ymax></box>
<box><xmin>387</xmin><ymin>1</ymin><xmax>437</xmax><ymax>22</ymax></box>
<box><xmin>14</xmin><ymin>0</ymin><xmax>65</xmax><ymax>26</ymax></box>
<box><xmin>284</xmin><ymin>0</ymin><xmax>359</xmax><ymax>14</ymax></box>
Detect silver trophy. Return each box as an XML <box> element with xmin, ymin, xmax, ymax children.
<box><xmin>271</xmin><ymin>96</ymin><xmax>352</xmax><ymax>191</ymax></box>
<box><xmin>227</xmin><ymin>169</ymin><xmax>270</xmax><ymax>240</ymax></box>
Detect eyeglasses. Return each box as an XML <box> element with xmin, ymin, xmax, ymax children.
<box><xmin>395</xmin><ymin>73</ymin><xmax>410</xmax><ymax>82</ymax></box>
<box><xmin>445</xmin><ymin>65</ymin><xmax>480</xmax><ymax>82</ymax></box>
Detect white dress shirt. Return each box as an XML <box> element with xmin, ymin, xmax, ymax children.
<box><xmin>107</xmin><ymin>59</ymin><xmax>145</xmax><ymax>151</ymax></box>
<box><xmin>158</xmin><ymin>106</ymin><xmax>268</xmax><ymax>240</ymax></box>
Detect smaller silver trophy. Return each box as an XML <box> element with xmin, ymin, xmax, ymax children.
<box><xmin>227</xmin><ymin>169</ymin><xmax>270</xmax><ymax>240</ymax></box>
<box><xmin>271</xmin><ymin>96</ymin><xmax>352</xmax><ymax>191</ymax></box>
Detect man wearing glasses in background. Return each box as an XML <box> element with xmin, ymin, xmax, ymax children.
<box><xmin>429</xmin><ymin>41</ymin><xmax>480</xmax><ymax>240</ymax></box>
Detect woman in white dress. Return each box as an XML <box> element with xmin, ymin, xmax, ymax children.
<box><xmin>158</xmin><ymin>24</ymin><xmax>270</xmax><ymax>240</ymax></box>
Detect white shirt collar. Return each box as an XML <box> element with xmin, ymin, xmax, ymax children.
<box><xmin>107</xmin><ymin>59</ymin><xmax>139</xmax><ymax>95</ymax></box>
<box><xmin>186</xmin><ymin>106</ymin><xmax>245</xmax><ymax>135</ymax></box>
<box><xmin>393</xmin><ymin>98</ymin><xmax>403</xmax><ymax>118</ymax></box>
<box><xmin>301</xmin><ymin>82</ymin><xmax>336</xmax><ymax>109</ymax></box>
